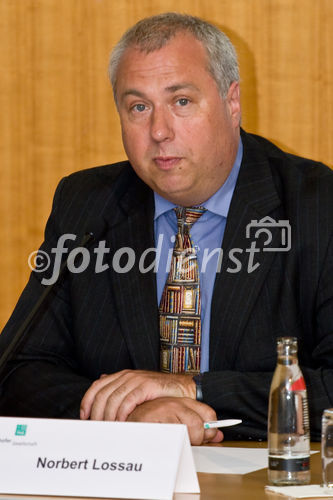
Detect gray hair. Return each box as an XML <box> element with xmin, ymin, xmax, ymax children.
<box><xmin>109</xmin><ymin>12</ymin><xmax>239</xmax><ymax>102</ymax></box>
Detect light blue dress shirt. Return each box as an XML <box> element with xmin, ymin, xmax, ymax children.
<box><xmin>154</xmin><ymin>139</ymin><xmax>243</xmax><ymax>372</ymax></box>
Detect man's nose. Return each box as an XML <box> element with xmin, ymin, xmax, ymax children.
<box><xmin>150</xmin><ymin>107</ymin><xmax>174</xmax><ymax>142</ymax></box>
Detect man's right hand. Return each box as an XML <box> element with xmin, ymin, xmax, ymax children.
<box><xmin>80</xmin><ymin>369</ymin><xmax>196</xmax><ymax>422</ymax></box>
<box><xmin>126</xmin><ymin>396</ymin><xmax>224</xmax><ymax>445</ymax></box>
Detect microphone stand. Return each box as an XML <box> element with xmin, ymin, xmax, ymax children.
<box><xmin>0</xmin><ymin>231</ymin><xmax>94</xmax><ymax>378</ymax></box>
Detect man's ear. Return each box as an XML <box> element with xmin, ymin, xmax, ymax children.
<box><xmin>226</xmin><ymin>81</ymin><xmax>241</xmax><ymax>126</ymax></box>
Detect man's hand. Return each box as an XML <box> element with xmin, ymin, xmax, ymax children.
<box><xmin>127</xmin><ymin>397</ymin><xmax>223</xmax><ymax>445</ymax></box>
<box><xmin>80</xmin><ymin>369</ymin><xmax>196</xmax><ymax>421</ymax></box>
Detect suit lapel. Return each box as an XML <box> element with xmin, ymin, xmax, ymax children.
<box><xmin>102</xmin><ymin>168</ymin><xmax>159</xmax><ymax>370</ymax></box>
<box><xmin>210</xmin><ymin>132</ymin><xmax>283</xmax><ymax>369</ymax></box>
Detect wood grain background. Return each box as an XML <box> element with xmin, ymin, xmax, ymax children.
<box><xmin>0</xmin><ymin>0</ymin><xmax>332</xmax><ymax>328</ymax></box>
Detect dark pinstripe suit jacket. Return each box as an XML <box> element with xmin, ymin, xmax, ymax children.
<box><xmin>0</xmin><ymin>129</ymin><xmax>332</xmax><ymax>440</ymax></box>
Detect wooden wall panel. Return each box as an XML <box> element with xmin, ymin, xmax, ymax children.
<box><xmin>0</xmin><ymin>0</ymin><xmax>332</xmax><ymax>328</ymax></box>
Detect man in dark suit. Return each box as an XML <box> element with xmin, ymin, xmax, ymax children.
<box><xmin>0</xmin><ymin>13</ymin><xmax>332</xmax><ymax>444</ymax></box>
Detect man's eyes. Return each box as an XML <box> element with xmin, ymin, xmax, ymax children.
<box><xmin>176</xmin><ymin>98</ymin><xmax>190</xmax><ymax>106</ymax></box>
<box><xmin>132</xmin><ymin>103</ymin><xmax>147</xmax><ymax>112</ymax></box>
<box><xmin>129</xmin><ymin>97</ymin><xmax>191</xmax><ymax>113</ymax></box>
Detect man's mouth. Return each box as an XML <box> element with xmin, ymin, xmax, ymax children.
<box><xmin>153</xmin><ymin>156</ymin><xmax>182</xmax><ymax>170</ymax></box>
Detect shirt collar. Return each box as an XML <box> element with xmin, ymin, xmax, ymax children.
<box><xmin>154</xmin><ymin>138</ymin><xmax>243</xmax><ymax>220</ymax></box>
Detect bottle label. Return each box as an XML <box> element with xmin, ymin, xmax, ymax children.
<box><xmin>291</xmin><ymin>376</ymin><xmax>306</xmax><ymax>391</ymax></box>
<box><xmin>269</xmin><ymin>456</ymin><xmax>310</xmax><ymax>472</ymax></box>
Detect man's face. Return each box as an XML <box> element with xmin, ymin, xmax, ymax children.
<box><xmin>116</xmin><ymin>32</ymin><xmax>241</xmax><ymax>206</ymax></box>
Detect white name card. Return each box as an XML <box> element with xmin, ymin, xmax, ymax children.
<box><xmin>0</xmin><ymin>416</ymin><xmax>199</xmax><ymax>500</ymax></box>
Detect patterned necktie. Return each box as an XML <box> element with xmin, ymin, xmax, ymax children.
<box><xmin>159</xmin><ymin>206</ymin><xmax>206</xmax><ymax>374</ymax></box>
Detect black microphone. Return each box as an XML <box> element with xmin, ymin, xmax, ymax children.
<box><xmin>0</xmin><ymin>218</ymin><xmax>107</xmax><ymax>377</ymax></box>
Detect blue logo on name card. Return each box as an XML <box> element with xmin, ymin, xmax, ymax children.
<box><xmin>15</xmin><ymin>424</ymin><xmax>27</xmax><ymax>436</ymax></box>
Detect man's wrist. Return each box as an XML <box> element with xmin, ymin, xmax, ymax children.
<box><xmin>193</xmin><ymin>373</ymin><xmax>204</xmax><ymax>401</ymax></box>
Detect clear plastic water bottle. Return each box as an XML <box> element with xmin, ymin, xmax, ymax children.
<box><xmin>267</xmin><ymin>337</ymin><xmax>310</xmax><ymax>485</ymax></box>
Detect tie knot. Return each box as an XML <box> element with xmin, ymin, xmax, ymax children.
<box><xmin>175</xmin><ymin>206</ymin><xmax>206</xmax><ymax>229</ymax></box>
